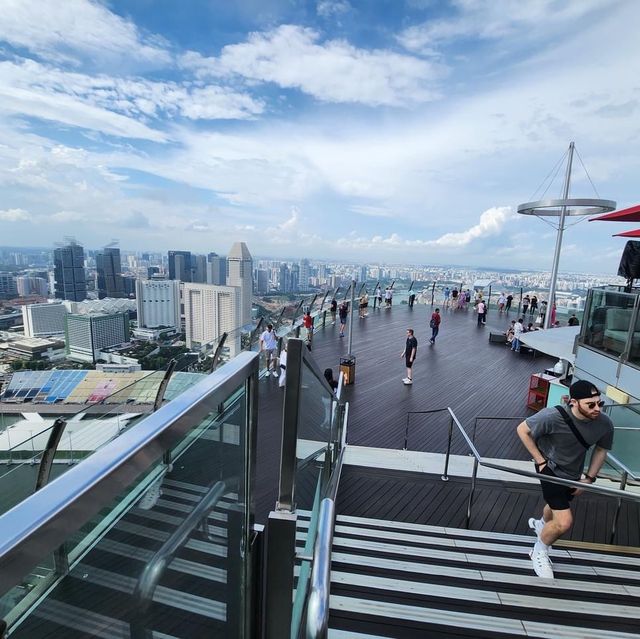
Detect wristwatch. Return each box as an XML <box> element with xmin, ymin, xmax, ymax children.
<box><xmin>583</xmin><ymin>473</ymin><xmax>596</xmax><ymax>483</ymax></box>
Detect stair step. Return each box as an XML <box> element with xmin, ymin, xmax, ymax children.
<box><xmin>330</xmin><ymin>569</ymin><xmax>640</xmax><ymax>619</ymax></box>
<box><xmin>330</xmin><ymin>552</ymin><xmax>639</xmax><ymax>597</ymax></box>
<box><xmin>330</xmin><ymin>594</ymin><xmax>640</xmax><ymax>639</ymax></box>
<box><xmin>26</xmin><ymin>599</ymin><xmax>180</xmax><ymax>639</ymax></box>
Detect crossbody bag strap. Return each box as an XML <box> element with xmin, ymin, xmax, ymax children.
<box><xmin>555</xmin><ymin>406</ymin><xmax>589</xmax><ymax>449</ymax></box>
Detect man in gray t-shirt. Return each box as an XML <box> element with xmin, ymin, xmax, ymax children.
<box><xmin>516</xmin><ymin>380</ymin><xmax>613</xmax><ymax>579</ymax></box>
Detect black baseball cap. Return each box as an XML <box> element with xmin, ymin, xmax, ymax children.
<box><xmin>570</xmin><ymin>380</ymin><xmax>600</xmax><ymax>400</ymax></box>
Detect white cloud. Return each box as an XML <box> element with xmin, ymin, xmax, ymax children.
<box><xmin>398</xmin><ymin>0</ymin><xmax>611</xmax><ymax>53</ymax></box>
<box><xmin>0</xmin><ymin>0</ymin><xmax>171</xmax><ymax>67</ymax></box>
<box><xmin>317</xmin><ymin>0</ymin><xmax>352</xmax><ymax>18</ymax></box>
<box><xmin>349</xmin><ymin>204</ymin><xmax>394</xmax><ymax>218</ymax></box>
<box><xmin>0</xmin><ymin>59</ymin><xmax>264</xmax><ymax>142</ymax></box>
<box><xmin>0</xmin><ymin>207</ymin><xmax>31</xmax><ymax>221</ymax></box>
<box><xmin>425</xmin><ymin>206</ymin><xmax>515</xmax><ymax>247</ymax></box>
<box><xmin>181</xmin><ymin>25</ymin><xmax>443</xmax><ymax>106</ymax></box>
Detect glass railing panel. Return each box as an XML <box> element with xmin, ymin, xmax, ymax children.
<box><xmin>604</xmin><ymin>403</ymin><xmax>640</xmax><ymax>475</ymax></box>
<box><xmin>1</xmin><ymin>362</ymin><xmax>254</xmax><ymax>638</ymax></box>
<box><xmin>582</xmin><ymin>288</ymin><xmax>637</xmax><ymax>356</ymax></box>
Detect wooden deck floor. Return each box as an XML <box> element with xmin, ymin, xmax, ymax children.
<box><xmin>254</xmin><ymin>302</ymin><xmax>556</xmax><ymax>524</ymax></box>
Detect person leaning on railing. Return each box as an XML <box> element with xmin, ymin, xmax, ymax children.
<box><xmin>516</xmin><ymin>380</ymin><xmax>613</xmax><ymax>580</ymax></box>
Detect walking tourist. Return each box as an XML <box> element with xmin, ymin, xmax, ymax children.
<box><xmin>259</xmin><ymin>323</ymin><xmax>278</xmax><ymax>377</ymax></box>
<box><xmin>530</xmin><ymin>295</ymin><xmax>538</xmax><ymax>316</ymax></box>
<box><xmin>451</xmin><ymin>288</ymin><xmax>459</xmax><ymax>309</ymax></box>
<box><xmin>511</xmin><ymin>317</ymin><xmax>524</xmax><ymax>352</ymax></box>
<box><xmin>400</xmin><ymin>328</ymin><xmax>418</xmax><ymax>385</ymax></box>
<box><xmin>522</xmin><ymin>294</ymin><xmax>530</xmax><ymax>316</ymax></box>
<box><xmin>385</xmin><ymin>287</ymin><xmax>393</xmax><ymax>308</ymax></box>
<box><xmin>338</xmin><ymin>301</ymin><xmax>348</xmax><ymax>337</ymax></box>
<box><xmin>429</xmin><ymin>308</ymin><xmax>441</xmax><ymax>344</ymax></box>
<box><xmin>330</xmin><ymin>298</ymin><xmax>337</xmax><ymax>324</ymax></box>
<box><xmin>516</xmin><ymin>380</ymin><xmax>613</xmax><ymax>579</ymax></box>
<box><xmin>498</xmin><ymin>293</ymin><xmax>506</xmax><ymax>313</ymax></box>
<box><xmin>302</xmin><ymin>311</ymin><xmax>314</xmax><ymax>348</ymax></box>
<box><xmin>505</xmin><ymin>293</ymin><xmax>513</xmax><ymax>313</ymax></box>
<box><xmin>443</xmin><ymin>287</ymin><xmax>450</xmax><ymax>308</ymax></box>
<box><xmin>476</xmin><ymin>300</ymin><xmax>486</xmax><ymax>326</ymax></box>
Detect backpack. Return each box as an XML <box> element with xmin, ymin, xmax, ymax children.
<box><xmin>430</xmin><ymin>318</ymin><xmax>437</xmax><ymax>329</ymax></box>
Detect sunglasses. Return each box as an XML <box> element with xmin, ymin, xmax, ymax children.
<box><xmin>582</xmin><ymin>400</ymin><xmax>605</xmax><ymax>409</ymax></box>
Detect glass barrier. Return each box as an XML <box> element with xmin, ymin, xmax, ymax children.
<box><xmin>581</xmin><ymin>287</ymin><xmax>639</xmax><ymax>358</ymax></box>
<box><xmin>0</xmin><ymin>352</ymin><xmax>258</xmax><ymax>638</ymax></box>
<box><xmin>0</xmin><ymin>369</ymin><xmax>209</xmax><ymax>517</ymax></box>
<box><xmin>604</xmin><ymin>403</ymin><xmax>640</xmax><ymax>475</ymax></box>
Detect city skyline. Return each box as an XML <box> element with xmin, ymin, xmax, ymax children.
<box><xmin>1</xmin><ymin>1</ymin><xmax>639</xmax><ymax>273</ymax></box>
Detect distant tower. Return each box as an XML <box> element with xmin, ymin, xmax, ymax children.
<box><xmin>167</xmin><ymin>250</ymin><xmax>193</xmax><ymax>282</ymax></box>
<box><xmin>96</xmin><ymin>247</ymin><xmax>125</xmax><ymax>299</ymax></box>
<box><xmin>207</xmin><ymin>252</ymin><xmax>227</xmax><ymax>285</ymax></box>
<box><xmin>193</xmin><ymin>254</ymin><xmax>207</xmax><ymax>283</ymax></box>
<box><xmin>299</xmin><ymin>259</ymin><xmax>310</xmax><ymax>291</ymax></box>
<box><xmin>54</xmin><ymin>241</ymin><xmax>87</xmax><ymax>302</ymax></box>
<box><xmin>226</xmin><ymin>242</ymin><xmax>253</xmax><ymax>326</ymax></box>
<box><xmin>279</xmin><ymin>263</ymin><xmax>290</xmax><ymax>293</ymax></box>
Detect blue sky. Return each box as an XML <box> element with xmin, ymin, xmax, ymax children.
<box><xmin>0</xmin><ymin>0</ymin><xmax>639</xmax><ymax>273</ymax></box>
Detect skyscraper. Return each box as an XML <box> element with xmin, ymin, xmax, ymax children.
<box><xmin>183</xmin><ymin>283</ymin><xmax>241</xmax><ymax>355</ymax></box>
<box><xmin>299</xmin><ymin>259</ymin><xmax>310</xmax><ymax>291</ymax></box>
<box><xmin>193</xmin><ymin>255</ymin><xmax>207</xmax><ymax>284</ymax></box>
<box><xmin>226</xmin><ymin>242</ymin><xmax>253</xmax><ymax>327</ymax></box>
<box><xmin>290</xmin><ymin>263</ymin><xmax>300</xmax><ymax>293</ymax></box>
<box><xmin>279</xmin><ymin>263</ymin><xmax>290</xmax><ymax>293</ymax></box>
<box><xmin>54</xmin><ymin>242</ymin><xmax>87</xmax><ymax>302</ymax></box>
<box><xmin>167</xmin><ymin>250</ymin><xmax>193</xmax><ymax>282</ymax></box>
<box><xmin>136</xmin><ymin>279</ymin><xmax>181</xmax><ymax>332</ymax></box>
<box><xmin>207</xmin><ymin>253</ymin><xmax>226</xmax><ymax>285</ymax></box>
<box><xmin>96</xmin><ymin>247</ymin><xmax>125</xmax><ymax>299</ymax></box>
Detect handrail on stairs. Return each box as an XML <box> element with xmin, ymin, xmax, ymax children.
<box><xmin>405</xmin><ymin>408</ymin><xmax>640</xmax><ymax>545</ymax></box>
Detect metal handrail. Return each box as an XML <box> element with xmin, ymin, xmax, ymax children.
<box><xmin>0</xmin><ymin>351</ymin><xmax>259</xmax><ymax>596</ymax></box>
<box><xmin>132</xmin><ymin>479</ymin><xmax>229</xmax><ymax>633</ymax></box>
<box><xmin>305</xmin><ymin>445</ymin><xmax>345</xmax><ymax>639</ymax></box>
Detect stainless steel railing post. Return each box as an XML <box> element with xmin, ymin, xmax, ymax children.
<box><xmin>441</xmin><ymin>414</ymin><xmax>453</xmax><ymax>481</ymax></box>
<box><xmin>609</xmin><ymin>470</ymin><xmax>628</xmax><ymax>544</ymax></box>
<box><xmin>466</xmin><ymin>457</ymin><xmax>479</xmax><ymax>529</ymax></box>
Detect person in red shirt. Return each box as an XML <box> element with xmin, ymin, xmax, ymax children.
<box><xmin>302</xmin><ymin>311</ymin><xmax>314</xmax><ymax>348</ymax></box>
<box><xmin>429</xmin><ymin>308</ymin><xmax>441</xmax><ymax>344</ymax></box>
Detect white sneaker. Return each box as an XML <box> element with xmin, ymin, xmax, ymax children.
<box><xmin>530</xmin><ymin>547</ymin><xmax>554</xmax><ymax>579</ymax></box>
<box><xmin>528</xmin><ymin>517</ymin><xmax>544</xmax><ymax>540</ymax></box>
<box><xmin>403</xmin><ymin>378</ymin><xmax>413</xmax><ymax>385</ymax></box>
<box><xmin>272</xmin><ymin>371</ymin><xmax>279</xmax><ymax>377</ymax></box>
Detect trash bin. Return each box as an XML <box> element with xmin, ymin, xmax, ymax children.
<box><xmin>339</xmin><ymin>355</ymin><xmax>356</xmax><ymax>385</ymax></box>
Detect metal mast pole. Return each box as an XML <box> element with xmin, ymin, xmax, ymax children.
<box><xmin>545</xmin><ymin>141</ymin><xmax>574</xmax><ymax>330</ymax></box>
<box><xmin>348</xmin><ymin>279</ymin><xmax>355</xmax><ymax>355</ymax></box>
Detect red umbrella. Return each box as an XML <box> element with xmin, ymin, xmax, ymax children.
<box><xmin>590</xmin><ymin>203</ymin><xmax>640</xmax><ymax>222</ymax></box>
<box><xmin>613</xmin><ymin>228</ymin><xmax>640</xmax><ymax>237</ymax></box>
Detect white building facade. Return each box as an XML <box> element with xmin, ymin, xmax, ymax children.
<box><xmin>135</xmin><ymin>279</ymin><xmax>181</xmax><ymax>332</ymax></box>
<box><xmin>22</xmin><ymin>302</ymin><xmax>67</xmax><ymax>338</ymax></box>
<box><xmin>65</xmin><ymin>312</ymin><xmax>130</xmax><ymax>363</ymax></box>
<box><xmin>183</xmin><ymin>283</ymin><xmax>241</xmax><ymax>355</ymax></box>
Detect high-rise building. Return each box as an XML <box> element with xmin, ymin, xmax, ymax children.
<box><xmin>54</xmin><ymin>242</ymin><xmax>87</xmax><ymax>302</ymax></box>
<box><xmin>136</xmin><ymin>279</ymin><xmax>181</xmax><ymax>332</ymax></box>
<box><xmin>207</xmin><ymin>253</ymin><xmax>226</xmax><ymax>285</ymax></box>
<box><xmin>193</xmin><ymin>254</ymin><xmax>207</xmax><ymax>284</ymax></box>
<box><xmin>65</xmin><ymin>312</ymin><xmax>130</xmax><ymax>363</ymax></box>
<box><xmin>168</xmin><ymin>250</ymin><xmax>193</xmax><ymax>282</ymax></box>
<box><xmin>290</xmin><ymin>263</ymin><xmax>300</xmax><ymax>293</ymax></box>
<box><xmin>255</xmin><ymin>269</ymin><xmax>269</xmax><ymax>295</ymax></box>
<box><xmin>279</xmin><ymin>263</ymin><xmax>290</xmax><ymax>293</ymax></box>
<box><xmin>147</xmin><ymin>266</ymin><xmax>160</xmax><ymax>278</ymax></box>
<box><xmin>16</xmin><ymin>276</ymin><xmax>48</xmax><ymax>297</ymax></box>
<box><xmin>360</xmin><ymin>265</ymin><xmax>368</xmax><ymax>283</ymax></box>
<box><xmin>183</xmin><ymin>283</ymin><xmax>241</xmax><ymax>354</ymax></box>
<box><xmin>226</xmin><ymin>242</ymin><xmax>253</xmax><ymax>327</ymax></box>
<box><xmin>122</xmin><ymin>276</ymin><xmax>136</xmax><ymax>297</ymax></box>
<box><xmin>22</xmin><ymin>302</ymin><xmax>67</xmax><ymax>337</ymax></box>
<box><xmin>299</xmin><ymin>259</ymin><xmax>310</xmax><ymax>291</ymax></box>
<box><xmin>96</xmin><ymin>248</ymin><xmax>125</xmax><ymax>299</ymax></box>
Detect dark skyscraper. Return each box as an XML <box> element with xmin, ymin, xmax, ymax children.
<box><xmin>207</xmin><ymin>252</ymin><xmax>226</xmax><ymax>285</ymax></box>
<box><xmin>96</xmin><ymin>247</ymin><xmax>125</xmax><ymax>299</ymax></box>
<box><xmin>54</xmin><ymin>242</ymin><xmax>87</xmax><ymax>302</ymax></box>
<box><xmin>168</xmin><ymin>250</ymin><xmax>193</xmax><ymax>282</ymax></box>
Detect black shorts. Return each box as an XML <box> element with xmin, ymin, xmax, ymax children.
<box><xmin>405</xmin><ymin>356</ymin><xmax>414</xmax><ymax>369</ymax></box>
<box><xmin>538</xmin><ymin>464</ymin><xmax>575</xmax><ymax>511</ymax></box>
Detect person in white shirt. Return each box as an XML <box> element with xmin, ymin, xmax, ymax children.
<box><xmin>278</xmin><ymin>342</ymin><xmax>288</xmax><ymax>388</ymax></box>
<box><xmin>259</xmin><ymin>324</ymin><xmax>278</xmax><ymax>377</ymax></box>
<box><xmin>511</xmin><ymin>317</ymin><xmax>525</xmax><ymax>353</ymax></box>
